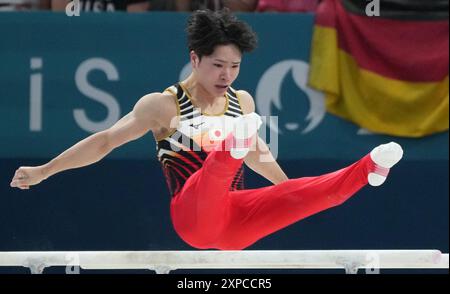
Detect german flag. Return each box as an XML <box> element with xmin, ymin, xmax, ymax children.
<box><xmin>309</xmin><ymin>0</ymin><xmax>449</xmax><ymax>137</ymax></box>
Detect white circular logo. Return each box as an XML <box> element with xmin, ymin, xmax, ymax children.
<box><xmin>255</xmin><ymin>60</ymin><xmax>326</xmax><ymax>135</ymax></box>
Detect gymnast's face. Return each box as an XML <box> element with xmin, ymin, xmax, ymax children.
<box><xmin>191</xmin><ymin>44</ymin><xmax>242</xmax><ymax>96</ymax></box>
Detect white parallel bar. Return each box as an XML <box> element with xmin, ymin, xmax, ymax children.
<box><xmin>0</xmin><ymin>250</ymin><xmax>448</xmax><ymax>273</ymax></box>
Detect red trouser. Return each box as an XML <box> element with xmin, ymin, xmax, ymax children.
<box><xmin>170</xmin><ymin>136</ymin><xmax>375</xmax><ymax>250</ymax></box>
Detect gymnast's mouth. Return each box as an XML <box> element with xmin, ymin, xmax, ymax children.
<box><xmin>215</xmin><ymin>85</ymin><xmax>229</xmax><ymax>90</ymax></box>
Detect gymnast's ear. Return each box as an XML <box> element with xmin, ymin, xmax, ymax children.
<box><xmin>190</xmin><ymin>50</ymin><xmax>200</xmax><ymax>69</ymax></box>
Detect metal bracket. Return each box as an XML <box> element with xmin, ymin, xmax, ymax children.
<box><xmin>25</xmin><ymin>262</ymin><xmax>46</xmax><ymax>274</ymax></box>
<box><xmin>336</xmin><ymin>258</ymin><xmax>362</xmax><ymax>274</ymax></box>
<box><xmin>153</xmin><ymin>266</ymin><xmax>173</xmax><ymax>274</ymax></box>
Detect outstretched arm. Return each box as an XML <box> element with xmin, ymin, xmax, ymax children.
<box><xmin>10</xmin><ymin>93</ymin><xmax>162</xmax><ymax>190</ymax></box>
<box><xmin>237</xmin><ymin>90</ymin><xmax>289</xmax><ymax>185</ymax></box>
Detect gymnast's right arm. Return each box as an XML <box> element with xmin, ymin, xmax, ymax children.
<box><xmin>10</xmin><ymin>93</ymin><xmax>162</xmax><ymax>190</ymax></box>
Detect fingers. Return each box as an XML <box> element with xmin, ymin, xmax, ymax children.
<box><xmin>10</xmin><ymin>184</ymin><xmax>30</xmax><ymax>190</ymax></box>
<box><xmin>12</xmin><ymin>169</ymin><xmax>24</xmax><ymax>181</ymax></box>
<box><xmin>10</xmin><ymin>179</ymin><xmax>29</xmax><ymax>188</ymax></box>
<box><xmin>11</xmin><ymin>168</ymin><xmax>31</xmax><ymax>190</ymax></box>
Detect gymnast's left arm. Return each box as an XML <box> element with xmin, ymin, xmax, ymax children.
<box><xmin>244</xmin><ymin>137</ymin><xmax>289</xmax><ymax>185</ymax></box>
<box><xmin>237</xmin><ymin>89</ymin><xmax>289</xmax><ymax>185</ymax></box>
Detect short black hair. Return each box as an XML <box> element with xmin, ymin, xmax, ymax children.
<box><xmin>186</xmin><ymin>9</ymin><xmax>258</xmax><ymax>59</ymax></box>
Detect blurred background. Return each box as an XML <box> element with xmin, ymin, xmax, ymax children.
<box><xmin>0</xmin><ymin>0</ymin><xmax>448</xmax><ymax>273</ymax></box>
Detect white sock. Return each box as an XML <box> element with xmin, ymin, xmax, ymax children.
<box><xmin>368</xmin><ymin>142</ymin><xmax>404</xmax><ymax>186</ymax></box>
